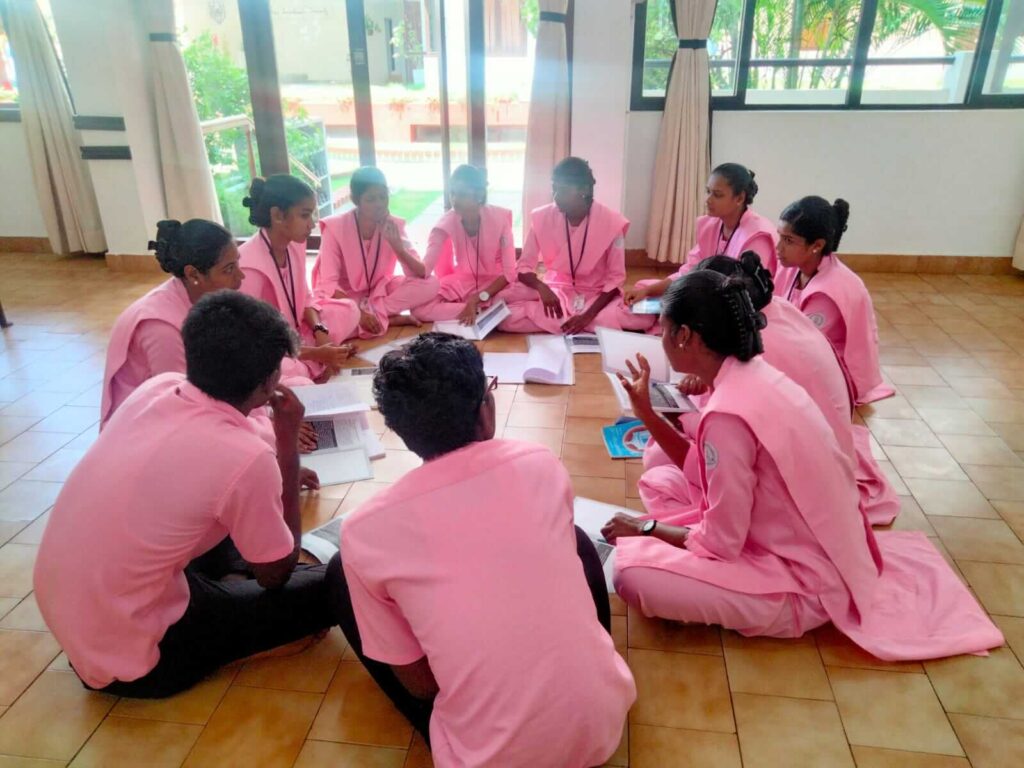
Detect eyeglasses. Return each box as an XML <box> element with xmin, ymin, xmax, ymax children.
<box><xmin>478</xmin><ymin>375</ymin><xmax>498</xmax><ymax>409</ymax></box>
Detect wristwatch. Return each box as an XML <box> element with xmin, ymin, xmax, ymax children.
<box><xmin>477</xmin><ymin>290</ymin><xmax>491</xmax><ymax>303</ymax></box>
<box><xmin>313</xmin><ymin>322</ymin><xmax>330</xmax><ymax>336</ymax></box>
<box><xmin>641</xmin><ymin>519</ymin><xmax>658</xmax><ymax>536</ymax></box>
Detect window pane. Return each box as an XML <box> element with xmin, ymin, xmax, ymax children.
<box><xmin>176</xmin><ymin>0</ymin><xmax>257</xmax><ymax>236</ymax></box>
<box><xmin>711</xmin><ymin>0</ymin><xmax>745</xmax><ymax>96</ymax></box>
<box><xmin>641</xmin><ymin>0</ymin><xmax>676</xmax><ymax>97</ymax></box>
<box><xmin>745</xmin><ymin>0</ymin><xmax>859</xmax><ymax>105</ymax></box>
<box><xmin>0</xmin><ymin>13</ymin><xmax>16</xmax><ymax>105</ymax></box>
<box><xmin>983</xmin><ymin>0</ymin><xmax>1024</xmax><ymax>95</ymax></box>
<box><xmin>267</xmin><ymin>1</ymin><xmax>353</xmax><ymax>227</ymax></box>
<box><xmin>861</xmin><ymin>0</ymin><xmax>984</xmax><ymax>105</ymax></box>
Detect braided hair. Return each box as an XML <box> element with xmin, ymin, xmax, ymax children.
<box><xmin>149</xmin><ymin>219</ymin><xmax>233</xmax><ymax>278</ymax></box>
<box><xmin>697</xmin><ymin>251</ymin><xmax>775</xmax><ymax>311</ymax></box>
<box><xmin>663</xmin><ymin>270</ymin><xmax>766</xmax><ymax>361</ymax></box>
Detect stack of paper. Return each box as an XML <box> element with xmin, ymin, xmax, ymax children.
<box><xmin>573</xmin><ymin>497</ymin><xmax>642</xmax><ymax>592</ymax></box>
<box><xmin>292</xmin><ymin>382</ymin><xmax>379</xmax><ymax>486</ymax></box>
<box><xmin>483</xmin><ymin>334</ymin><xmax>574</xmax><ymax>385</ymax></box>
<box><xmin>433</xmin><ymin>300</ymin><xmax>510</xmax><ymax>340</ymax></box>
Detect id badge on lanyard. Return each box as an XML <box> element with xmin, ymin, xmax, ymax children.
<box><xmin>573</xmin><ymin>294</ymin><xmax>586</xmax><ymax>313</ymax></box>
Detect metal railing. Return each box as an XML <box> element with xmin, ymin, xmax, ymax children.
<box><xmin>199</xmin><ymin>114</ymin><xmax>321</xmax><ymax>190</ymax></box>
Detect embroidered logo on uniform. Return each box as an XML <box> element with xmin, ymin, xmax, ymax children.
<box><xmin>809</xmin><ymin>312</ymin><xmax>826</xmax><ymax>328</ymax></box>
<box><xmin>703</xmin><ymin>441</ymin><xmax>719</xmax><ymax>469</ymax></box>
<box><xmin>614</xmin><ymin>236</ymin><xmax>625</xmax><ymax>248</ymax></box>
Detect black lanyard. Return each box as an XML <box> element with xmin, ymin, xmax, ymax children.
<box><xmin>464</xmin><ymin>218</ymin><xmax>482</xmax><ymax>290</ymax></box>
<box><xmin>718</xmin><ymin>208</ymin><xmax>745</xmax><ymax>256</ymax></box>
<box><xmin>356</xmin><ymin>216</ymin><xmax>383</xmax><ymax>289</ymax></box>
<box><xmin>260</xmin><ymin>230</ymin><xmax>298</xmax><ymax>327</ymax></box>
<box><xmin>564</xmin><ymin>214</ymin><xmax>590</xmax><ymax>287</ymax></box>
<box><xmin>787</xmin><ymin>269</ymin><xmax>817</xmax><ymax>302</ymax></box>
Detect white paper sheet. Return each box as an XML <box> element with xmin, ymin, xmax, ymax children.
<box><xmin>573</xmin><ymin>497</ymin><xmax>642</xmax><ymax>592</ymax></box>
<box><xmin>596</xmin><ymin>327</ymin><xmax>672</xmax><ymax>383</ymax></box>
<box><xmin>433</xmin><ymin>300</ymin><xmax>510</xmax><ymax>341</ymax></box>
<box><xmin>291</xmin><ymin>381</ymin><xmax>368</xmax><ymax>418</ymax></box>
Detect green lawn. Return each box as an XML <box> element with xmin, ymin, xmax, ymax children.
<box><xmin>386</xmin><ymin>190</ymin><xmax>442</xmax><ymax>222</ymax></box>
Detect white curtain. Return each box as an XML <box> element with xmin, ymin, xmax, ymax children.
<box><xmin>521</xmin><ymin>0</ymin><xmax>570</xmax><ymax>222</ymax></box>
<box><xmin>645</xmin><ymin>0</ymin><xmax>717</xmax><ymax>264</ymax></box>
<box><xmin>141</xmin><ymin>0</ymin><xmax>221</xmax><ymax>223</ymax></box>
<box><xmin>1014</xmin><ymin>215</ymin><xmax>1024</xmax><ymax>272</ymax></box>
<box><xmin>3</xmin><ymin>0</ymin><xmax>106</xmax><ymax>254</ymax></box>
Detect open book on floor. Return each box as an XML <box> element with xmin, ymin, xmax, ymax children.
<box><xmin>568</xmin><ymin>333</ymin><xmax>601</xmax><ymax>354</ymax></box>
<box><xmin>300</xmin><ymin>516</ymin><xmax>342</xmax><ymax>565</ymax></box>
<box><xmin>292</xmin><ymin>381</ymin><xmax>379</xmax><ymax>485</ymax></box>
<box><xmin>483</xmin><ymin>334</ymin><xmax>574</xmax><ymax>385</ymax></box>
<box><xmin>607</xmin><ymin>374</ymin><xmax>695</xmax><ymax>415</ymax></box>
<box><xmin>574</xmin><ymin>497</ymin><xmax>642</xmax><ymax>593</ymax></box>
<box><xmin>432</xmin><ymin>300</ymin><xmax>510</xmax><ymax>340</ymax></box>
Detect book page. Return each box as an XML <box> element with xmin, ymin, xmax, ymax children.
<box><xmin>483</xmin><ymin>352</ymin><xmax>529</xmax><ymax>384</ymax></box>
<box><xmin>596</xmin><ymin>327</ymin><xmax>672</xmax><ymax>382</ymax></box>
<box><xmin>292</xmin><ymin>381</ymin><xmax>369</xmax><ymax>418</ymax></box>
<box><xmin>525</xmin><ymin>335</ymin><xmax>573</xmax><ymax>385</ymax></box>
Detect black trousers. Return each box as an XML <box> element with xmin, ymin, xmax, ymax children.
<box><xmin>327</xmin><ymin>525</ymin><xmax>613</xmax><ymax>742</ymax></box>
<box><xmin>90</xmin><ymin>538</ymin><xmax>339</xmax><ymax>698</ymax></box>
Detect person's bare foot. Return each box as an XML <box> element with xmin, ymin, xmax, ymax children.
<box><xmin>388</xmin><ymin>313</ymin><xmax>422</xmax><ymax>327</ymax></box>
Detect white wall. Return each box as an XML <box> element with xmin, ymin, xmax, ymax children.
<box><xmin>0</xmin><ymin>121</ymin><xmax>47</xmax><ymax>238</ymax></box>
<box><xmin>623</xmin><ymin>109</ymin><xmax>1024</xmax><ymax>256</ymax></box>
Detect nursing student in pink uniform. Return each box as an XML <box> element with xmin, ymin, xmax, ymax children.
<box><xmin>775</xmin><ymin>196</ymin><xmax>895</xmax><ymax>404</ymax></box>
<box><xmin>35</xmin><ymin>292</ymin><xmax>343</xmax><ymax>697</ymax></box>
<box><xmin>412</xmin><ymin>164</ymin><xmax>532</xmax><ymax>323</ymax></box>
<box><xmin>640</xmin><ymin>252</ymin><xmax>900</xmax><ymax>527</ymax></box>
<box><xmin>500</xmin><ymin>156</ymin><xmax>656</xmax><ymax>334</ymax></box>
<box><xmin>601</xmin><ymin>272</ymin><xmax>1001</xmax><ymax>658</ymax></box>
<box><xmin>100</xmin><ymin>219</ymin><xmax>242</xmax><ymax>427</ymax></box>
<box><xmin>623</xmin><ymin>163</ymin><xmax>778</xmax><ymax>306</ymax></box>
<box><xmin>331</xmin><ymin>333</ymin><xmax>635</xmax><ymax>766</ymax></box>
<box><xmin>313</xmin><ymin>166</ymin><xmax>438</xmax><ymax>337</ymax></box>
<box><xmin>238</xmin><ymin>174</ymin><xmax>360</xmax><ymax>381</ymax></box>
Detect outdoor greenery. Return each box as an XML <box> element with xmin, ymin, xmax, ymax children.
<box><xmin>643</xmin><ymin>0</ymin><xmax>988</xmax><ymax>93</ymax></box>
<box><xmin>182</xmin><ymin>31</ymin><xmax>329</xmax><ymax>234</ymax></box>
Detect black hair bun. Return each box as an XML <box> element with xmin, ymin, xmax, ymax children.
<box><xmin>152</xmin><ymin>220</ymin><xmax>183</xmax><ymax>274</ymax></box>
<box><xmin>243</xmin><ymin>178</ymin><xmax>266</xmax><ymax>211</ymax></box>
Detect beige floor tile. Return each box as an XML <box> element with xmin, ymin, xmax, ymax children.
<box><xmin>900</xmin><ymin>386</ymin><xmax>969</xmax><ymax>410</ymax></box>
<box><xmin>568</xmin><ymin>372</ymin><xmax>615</xmax><ymax>396</ymax></box>
<box><xmin>307</xmin><ymin>662</ymin><xmax>413</xmax><ymax>748</ymax></box>
<box><xmin>513</xmin><ymin>383</ymin><xmax>570</xmax><ymax>404</ymax></box>
<box><xmin>885</xmin><ymin>366</ymin><xmax>946</xmax><ymax>387</ymax></box>
<box><xmin>234</xmin><ymin>627</ymin><xmax>347</xmax><ymax>693</ymax></box>
<box><xmin>627</xmin><ymin>608</ymin><xmax>722</xmax><ymax>655</ymax></box>
<box><xmin>505</xmin><ymin>402</ymin><xmax>566</xmax><ymax>429</ymax></box>
<box><xmin>403</xmin><ymin>732</ymin><xmax>433</xmax><ymax>768</ymax></box>
<box><xmin>865</xmin><ymin>419</ymin><xmax>941</xmax><ymax>448</ymax></box>
<box><xmin>997</xmin><ymin>499</ymin><xmax>1024</xmax><ymax>541</ymax></box>
<box><xmin>963</xmin><ymin>464</ymin><xmax>1024</xmax><ymax>501</ymax></box>
<box><xmin>850</xmin><ymin>746</ymin><xmax>968</xmax><ymax>767</ymax></box>
<box><xmin>560</xmin><ymin>442</ymin><xmax>625</xmax><ymax>479</ymax></box>
<box><xmin>0</xmin><ymin>594</ymin><xmax>47</xmax><ymax>631</ymax></box>
<box><xmin>22</xmin><ymin>449</ymin><xmax>85</xmax><ymax>483</ymax></box>
<box><xmin>371</xmin><ymin>451</ymin><xmax>423</xmax><ymax>483</ymax></box>
<box><xmin>609</xmin><ymin>592</ymin><xmax>627</xmax><ymax>617</ymax></box>
<box><xmin>884</xmin><ymin>446</ymin><xmax>967</xmax><ymax>481</ymax></box>
<box><xmin>924</xmin><ymin>644</ymin><xmax>1024</xmax><ymax>719</ymax></box>
<box><xmin>857</xmin><ymin>396</ymin><xmax>919</xmax><ymax>420</ymax></box>
<box><xmin>905</xmin><ymin>478</ymin><xmax>1000</xmax><ymax>518</ymax></box>
<box><xmin>959</xmin><ymin>561</ymin><xmax>1024</xmax><ymax>616</ymax></box>
<box><xmin>29</xmin><ymin>407</ymin><xmax>98</xmax><ymax>435</ymax></box>
<box><xmin>563</xmin><ymin>416</ymin><xmax>609</xmax><ymax>446</ymax></box>
<box><xmin>916</xmin><ymin>407</ymin><xmax>997</xmax><ymax>436</ymax></box>
<box><xmin>948</xmin><ymin>713</ymin><xmax>1024</xmax><ymax>768</ymax></box>
<box><xmin>0</xmin><ymin>417</ymin><xmax>41</xmax><ymax>446</ymax></box>
<box><xmin>111</xmin><ymin>665</ymin><xmax>236</xmax><ymax>725</ymax></box>
<box><xmin>292</xmin><ymin>740</ymin><xmax>407</xmax><ymax>768</ymax></box>
<box><xmin>828</xmin><ymin>666</ymin><xmax>962</xmax><ymax>756</ymax></box>
<box><xmin>0</xmin><ymin>544</ymin><xmax>38</xmax><ymax>598</ymax></box>
<box><xmin>0</xmin><ymin>629</ymin><xmax>61</xmax><ymax>705</ymax></box>
<box><xmin>570</xmin><ymin>475</ymin><xmax>626</xmax><ymax>506</ymax></box>
<box><xmin>723</xmin><ymin>634</ymin><xmax>832</xmax><ymax>700</ymax></box>
<box><xmin>0</xmin><ymin>520</ymin><xmax>25</xmax><ymax>547</ymax></box>
<box><xmin>627</xmin><ymin>649</ymin><xmax>734</xmax><ymax>732</ymax></box>
<box><xmin>882</xmin><ymin>496</ymin><xmax>936</xmax><ymax>535</ymax></box>
<box><xmin>990</xmin><ymin>420</ymin><xmax>1024</xmax><ymax>451</ymax></box>
<box><xmin>0</xmin><ymin>462</ymin><xmax>33</xmax><ymax>492</ymax></box>
<box><xmin>966</xmin><ymin>397</ymin><xmax>1024</xmax><ymax>424</ymax></box>
<box><xmin>991</xmin><ymin>614</ymin><xmax>1024</xmax><ymax>664</ymax></box>
<box><xmin>930</xmin><ymin>516</ymin><xmax>1024</xmax><ymax>564</ymax></box>
<box><xmin>876</xmin><ymin>460</ymin><xmax>910</xmax><ymax>494</ymax></box>
<box><xmin>0</xmin><ymin>756</ymin><xmax>67</xmax><ymax>767</ymax></box>
<box><xmin>9</xmin><ymin>511</ymin><xmax>50</xmax><ymax>546</ymax></box>
<box><xmin>0</xmin><ymin>670</ymin><xmax>117</xmax><ymax>761</ymax></box>
<box><xmin>0</xmin><ymin>596</ymin><xmax>19</xmax><ymax>618</ymax></box>
<box><xmin>611</xmin><ymin>614</ymin><xmax>626</xmax><ymax>656</ymax></box>
<box><xmin>733</xmin><ymin>693</ymin><xmax>854</xmax><ymax>768</ymax></box>
<box><xmin>566</xmin><ymin>394</ymin><xmax>620</xmax><ymax>419</ymax></box>
<box><xmin>946</xmin><ymin>376</ymin><xmax>1017</xmax><ymax>400</ymax></box>
<box><xmin>182</xmin><ymin>686</ymin><xmax>321</xmax><ymax>768</ymax></box>
<box><xmin>499</xmin><ymin>426</ymin><xmax>562</xmax><ymax>456</ymax></box>
<box><xmin>629</xmin><ymin>724</ymin><xmax>741</xmax><ymax>768</ymax></box>
<box><xmin>68</xmin><ymin>717</ymin><xmax>201</xmax><ymax>768</ymax></box>
<box><xmin>939</xmin><ymin>434</ymin><xmax>1023</xmax><ymax>468</ymax></box>
<box><xmin>0</xmin><ymin>481</ymin><xmax>62</xmax><ymax>523</ymax></box>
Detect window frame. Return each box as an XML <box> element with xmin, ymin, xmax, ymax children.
<box><xmin>630</xmin><ymin>0</ymin><xmax>1024</xmax><ymax>112</ymax></box>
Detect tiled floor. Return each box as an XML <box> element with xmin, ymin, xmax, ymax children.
<box><xmin>1</xmin><ymin>252</ymin><xmax>1024</xmax><ymax>766</ymax></box>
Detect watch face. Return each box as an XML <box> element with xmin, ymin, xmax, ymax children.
<box><xmin>478</xmin><ymin>291</ymin><xmax>490</xmax><ymax>303</ymax></box>
<box><xmin>642</xmin><ymin>519</ymin><xmax>656</xmax><ymax>534</ymax></box>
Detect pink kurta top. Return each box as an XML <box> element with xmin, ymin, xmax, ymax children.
<box><xmin>341</xmin><ymin>439</ymin><xmax>635</xmax><ymax>768</ymax></box>
<box><xmin>776</xmin><ymin>255</ymin><xmax>894</xmax><ymax>404</ymax></box>
<box><xmin>238</xmin><ymin>231</ymin><xmax>319</xmax><ymax>333</ymax></box>
<box><xmin>518</xmin><ymin>202</ymin><xmax>629</xmax><ymax>295</ymax></box>
<box><xmin>100</xmin><ymin>277</ymin><xmax>190</xmax><ymax>427</ymax></box>
<box><xmin>33</xmin><ymin>374</ymin><xmax>294</xmax><ymax>688</ymax></box>
<box><xmin>313</xmin><ymin>210</ymin><xmax>419</xmax><ymax>300</ymax></box>
<box><xmin>618</xmin><ymin>357</ymin><xmax>1002</xmax><ymax>660</ymax></box>
<box><xmin>424</xmin><ymin>205</ymin><xmax>516</xmax><ymax>298</ymax></box>
<box><xmin>671</xmin><ymin>209</ymin><xmax>779</xmax><ymax>279</ymax></box>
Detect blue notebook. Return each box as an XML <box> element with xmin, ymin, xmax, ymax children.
<box><xmin>602</xmin><ymin>418</ymin><xmax>651</xmax><ymax>459</ymax></box>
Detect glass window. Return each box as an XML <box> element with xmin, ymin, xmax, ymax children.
<box><xmin>861</xmin><ymin>0</ymin><xmax>985</xmax><ymax>105</ymax></box>
<box><xmin>0</xmin><ymin>13</ymin><xmax>16</xmax><ymax>105</ymax></box>
<box><xmin>710</xmin><ymin>0</ymin><xmax>745</xmax><ymax>97</ymax></box>
<box><xmin>983</xmin><ymin>0</ymin><xmax>1024</xmax><ymax>95</ymax></box>
<box><xmin>744</xmin><ymin>0</ymin><xmax>860</xmax><ymax>106</ymax></box>
<box><xmin>175</xmin><ymin>0</ymin><xmax>257</xmax><ymax>235</ymax></box>
<box><xmin>639</xmin><ymin>0</ymin><xmax>677</xmax><ymax>98</ymax></box>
